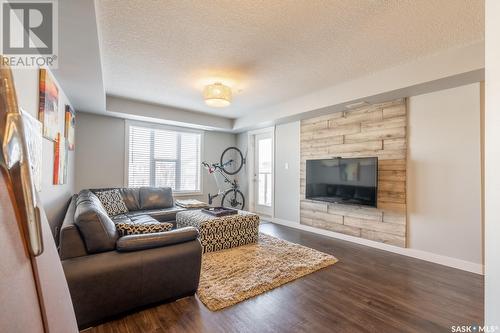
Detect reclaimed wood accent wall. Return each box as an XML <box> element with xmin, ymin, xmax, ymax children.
<box><xmin>300</xmin><ymin>99</ymin><xmax>407</xmax><ymax>247</ymax></box>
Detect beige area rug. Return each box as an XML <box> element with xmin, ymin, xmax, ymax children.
<box><xmin>197</xmin><ymin>233</ymin><xmax>338</xmax><ymax>311</ymax></box>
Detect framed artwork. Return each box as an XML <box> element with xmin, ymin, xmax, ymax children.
<box><xmin>65</xmin><ymin>104</ymin><xmax>76</xmax><ymax>150</ymax></box>
<box><xmin>21</xmin><ymin>109</ymin><xmax>43</xmax><ymax>192</ymax></box>
<box><xmin>38</xmin><ymin>69</ymin><xmax>59</xmax><ymax>141</ymax></box>
<box><xmin>53</xmin><ymin>133</ymin><xmax>68</xmax><ymax>185</ymax></box>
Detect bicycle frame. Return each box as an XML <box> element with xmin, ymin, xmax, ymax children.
<box><xmin>202</xmin><ymin>160</ymin><xmax>240</xmax><ymax>204</ymax></box>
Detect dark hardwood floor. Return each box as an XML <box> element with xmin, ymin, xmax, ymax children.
<box><xmin>85</xmin><ymin>223</ymin><xmax>484</xmax><ymax>333</ymax></box>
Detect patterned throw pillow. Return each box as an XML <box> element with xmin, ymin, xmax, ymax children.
<box><xmin>114</xmin><ymin>216</ymin><xmax>173</xmax><ymax>236</ymax></box>
<box><xmin>95</xmin><ymin>189</ymin><xmax>129</xmax><ymax>216</ymax></box>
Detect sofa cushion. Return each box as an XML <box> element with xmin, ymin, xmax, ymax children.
<box><xmin>94</xmin><ymin>189</ymin><xmax>128</xmax><ymax>216</ymax></box>
<box><xmin>125</xmin><ymin>206</ymin><xmax>186</xmax><ymax>222</ymax></box>
<box><xmin>139</xmin><ymin>187</ymin><xmax>174</xmax><ymax>210</ymax></box>
<box><xmin>120</xmin><ymin>188</ymin><xmax>141</xmax><ymax>211</ymax></box>
<box><xmin>90</xmin><ymin>188</ymin><xmax>141</xmax><ymax>211</ymax></box>
<box><xmin>116</xmin><ymin>227</ymin><xmax>199</xmax><ymax>252</ymax></box>
<box><xmin>113</xmin><ymin>214</ymin><xmax>173</xmax><ymax>236</ymax></box>
<box><xmin>74</xmin><ymin>190</ymin><xmax>119</xmax><ymax>254</ymax></box>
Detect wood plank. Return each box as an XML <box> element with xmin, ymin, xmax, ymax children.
<box><xmin>301</xmin><ymin>136</ymin><xmax>343</xmax><ymax>148</ymax></box>
<box><xmin>383</xmin><ymin>138</ymin><xmax>406</xmax><ymax>150</ymax></box>
<box><xmin>377</xmin><ymin>201</ymin><xmax>406</xmax><ymax>213</ymax></box>
<box><xmin>344</xmin><ymin>104</ymin><xmax>383</xmax><ymax>116</ymax></box>
<box><xmin>361</xmin><ymin>229</ymin><xmax>406</xmax><ymax>247</ymax></box>
<box><xmin>370</xmin><ymin>98</ymin><xmax>405</xmax><ymax>109</ymax></box>
<box><xmin>301</xmin><ymin>121</ymin><xmax>328</xmax><ymax>133</ymax></box>
<box><xmin>301</xmin><ymin>132</ymin><xmax>313</xmax><ymax>141</ymax></box>
<box><xmin>361</xmin><ymin>116</ymin><xmax>406</xmax><ymax>132</ymax></box>
<box><xmin>378</xmin><ymin>170</ymin><xmax>406</xmax><ymax>181</ymax></box>
<box><xmin>378</xmin><ymin>181</ymin><xmax>406</xmax><ymax>193</ymax></box>
<box><xmin>326</xmin><ymin>123</ymin><xmax>361</xmax><ymax>136</ymax></box>
<box><xmin>378</xmin><ymin>159</ymin><xmax>406</xmax><ymax>171</ymax></box>
<box><xmin>320</xmin><ymin>151</ymin><xmax>376</xmax><ymax>159</ymax></box>
<box><xmin>301</xmin><ymin>217</ymin><xmax>361</xmax><ymax>237</ymax></box>
<box><xmin>301</xmin><ymin>210</ymin><xmax>343</xmax><ymax>224</ymax></box>
<box><xmin>377</xmin><ymin>151</ymin><xmax>407</xmax><ymax>160</ymax></box>
<box><xmin>300</xmin><ymin>200</ymin><xmax>327</xmax><ymax>212</ymax></box>
<box><xmin>378</xmin><ymin>191</ymin><xmax>406</xmax><ymax>204</ymax></box>
<box><xmin>382</xmin><ymin>211</ymin><xmax>407</xmax><ymax>225</ymax></box>
<box><xmin>301</xmin><ymin>148</ymin><xmax>329</xmax><ymax>158</ymax></box>
<box><xmin>343</xmin><ymin>217</ymin><xmax>406</xmax><ymax>236</ymax></box>
<box><xmin>328</xmin><ymin>141</ymin><xmax>383</xmax><ymax>154</ymax></box>
<box><xmin>310</xmin><ymin>129</ymin><xmax>348</xmax><ymax>141</ymax></box>
<box><xmin>301</xmin><ymin>112</ymin><xmax>343</xmax><ymax>125</ymax></box>
<box><xmin>329</xmin><ymin>109</ymin><xmax>383</xmax><ymax>127</ymax></box>
<box><xmin>383</xmin><ymin>104</ymin><xmax>406</xmax><ymax>119</ymax></box>
<box><xmin>344</xmin><ymin>126</ymin><xmax>406</xmax><ymax>144</ymax></box>
<box><xmin>326</xmin><ymin>150</ymin><xmax>406</xmax><ymax>160</ymax></box>
<box><xmin>327</xmin><ymin>204</ymin><xmax>383</xmax><ymax>221</ymax></box>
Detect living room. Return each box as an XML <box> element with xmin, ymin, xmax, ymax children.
<box><xmin>1</xmin><ymin>1</ymin><xmax>499</xmax><ymax>332</ymax></box>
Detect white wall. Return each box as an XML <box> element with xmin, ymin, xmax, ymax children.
<box><xmin>75</xmin><ymin>113</ymin><xmax>125</xmax><ymax>189</ymax></box>
<box><xmin>12</xmin><ymin>69</ymin><xmax>76</xmax><ymax>236</ymax></box>
<box><xmin>407</xmin><ymin>83</ymin><xmax>482</xmax><ymax>265</ymax></box>
<box><xmin>75</xmin><ymin>112</ymin><xmax>236</xmax><ymax>203</ymax></box>
<box><xmin>274</xmin><ymin>122</ymin><xmax>300</xmax><ymax>223</ymax></box>
<box><xmin>202</xmin><ymin>129</ymin><xmax>238</xmax><ymax>203</ymax></box>
<box><xmin>485</xmin><ymin>0</ymin><xmax>500</xmax><ymax>325</ymax></box>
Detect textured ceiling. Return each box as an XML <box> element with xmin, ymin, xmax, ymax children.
<box><xmin>97</xmin><ymin>0</ymin><xmax>484</xmax><ymax>119</ymax></box>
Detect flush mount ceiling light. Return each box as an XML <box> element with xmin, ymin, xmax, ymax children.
<box><xmin>203</xmin><ymin>82</ymin><xmax>232</xmax><ymax>107</ymax></box>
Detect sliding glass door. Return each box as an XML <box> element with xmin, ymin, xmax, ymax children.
<box><xmin>254</xmin><ymin>132</ymin><xmax>273</xmax><ymax>216</ymax></box>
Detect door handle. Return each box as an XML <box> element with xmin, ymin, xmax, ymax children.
<box><xmin>0</xmin><ymin>64</ymin><xmax>43</xmax><ymax>257</ymax></box>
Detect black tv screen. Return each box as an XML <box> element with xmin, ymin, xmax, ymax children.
<box><xmin>306</xmin><ymin>157</ymin><xmax>378</xmax><ymax>207</ymax></box>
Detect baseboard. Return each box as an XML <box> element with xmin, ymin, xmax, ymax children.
<box><xmin>268</xmin><ymin>217</ymin><xmax>484</xmax><ymax>275</ymax></box>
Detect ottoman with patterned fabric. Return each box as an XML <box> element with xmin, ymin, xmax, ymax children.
<box><xmin>176</xmin><ymin>210</ymin><xmax>260</xmax><ymax>253</ymax></box>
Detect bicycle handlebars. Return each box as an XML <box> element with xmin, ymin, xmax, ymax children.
<box><xmin>202</xmin><ymin>159</ymin><xmax>233</xmax><ymax>169</ymax></box>
<box><xmin>202</xmin><ymin>161</ymin><xmax>217</xmax><ymax>174</ymax></box>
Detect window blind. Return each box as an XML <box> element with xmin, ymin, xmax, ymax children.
<box><xmin>127</xmin><ymin>124</ymin><xmax>201</xmax><ymax>192</ymax></box>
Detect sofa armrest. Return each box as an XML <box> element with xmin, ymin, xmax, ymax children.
<box><xmin>62</xmin><ymin>238</ymin><xmax>202</xmax><ymax>328</ymax></box>
<box><xmin>116</xmin><ymin>227</ymin><xmax>199</xmax><ymax>252</ymax></box>
<box><xmin>59</xmin><ymin>195</ymin><xmax>88</xmax><ymax>260</ymax></box>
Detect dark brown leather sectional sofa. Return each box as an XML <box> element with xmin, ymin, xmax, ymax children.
<box><xmin>59</xmin><ymin>187</ymin><xmax>202</xmax><ymax>328</ymax></box>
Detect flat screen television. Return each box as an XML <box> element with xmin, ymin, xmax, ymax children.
<box><xmin>306</xmin><ymin>157</ymin><xmax>378</xmax><ymax>207</ymax></box>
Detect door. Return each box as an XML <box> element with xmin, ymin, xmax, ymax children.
<box><xmin>0</xmin><ymin>64</ymin><xmax>78</xmax><ymax>332</ymax></box>
<box><xmin>254</xmin><ymin>132</ymin><xmax>273</xmax><ymax>216</ymax></box>
<box><xmin>0</xmin><ymin>169</ymin><xmax>45</xmax><ymax>333</ymax></box>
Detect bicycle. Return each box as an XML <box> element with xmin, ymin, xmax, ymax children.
<box><xmin>202</xmin><ymin>147</ymin><xmax>246</xmax><ymax>210</ymax></box>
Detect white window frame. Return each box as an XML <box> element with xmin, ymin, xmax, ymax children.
<box><xmin>124</xmin><ymin>120</ymin><xmax>204</xmax><ymax>196</ymax></box>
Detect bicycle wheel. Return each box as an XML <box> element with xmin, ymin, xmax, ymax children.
<box><xmin>220</xmin><ymin>147</ymin><xmax>244</xmax><ymax>175</ymax></box>
<box><xmin>221</xmin><ymin>189</ymin><xmax>245</xmax><ymax>210</ymax></box>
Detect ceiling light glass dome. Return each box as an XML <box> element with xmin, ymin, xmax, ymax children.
<box><xmin>204</xmin><ymin>83</ymin><xmax>232</xmax><ymax>107</ymax></box>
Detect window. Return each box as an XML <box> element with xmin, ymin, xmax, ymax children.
<box><xmin>127</xmin><ymin>123</ymin><xmax>202</xmax><ymax>193</ymax></box>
